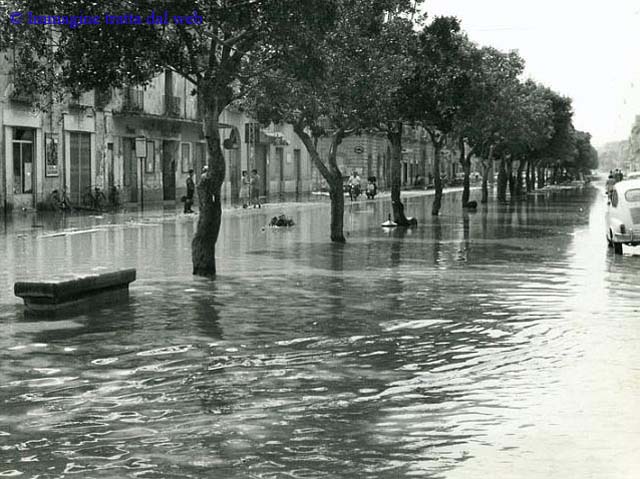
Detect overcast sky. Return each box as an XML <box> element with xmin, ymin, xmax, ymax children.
<box><xmin>422</xmin><ymin>0</ymin><xmax>640</xmax><ymax>147</ymax></box>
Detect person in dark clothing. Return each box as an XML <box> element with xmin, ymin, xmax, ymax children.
<box><xmin>184</xmin><ymin>169</ymin><xmax>195</xmax><ymax>213</ymax></box>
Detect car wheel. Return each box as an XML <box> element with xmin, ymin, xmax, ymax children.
<box><xmin>613</xmin><ymin>242</ymin><xmax>623</xmax><ymax>255</ymax></box>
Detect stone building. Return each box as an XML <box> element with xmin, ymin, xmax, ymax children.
<box><xmin>314</xmin><ymin>125</ymin><xmax>447</xmax><ymax>190</ymax></box>
<box><xmin>624</xmin><ymin>116</ymin><xmax>640</xmax><ymax>172</ymax></box>
<box><xmin>0</xmin><ymin>64</ymin><xmax>315</xmax><ymax>213</ymax></box>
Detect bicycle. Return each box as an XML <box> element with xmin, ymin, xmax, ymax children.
<box><xmin>82</xmin><ymin>186</ymin><xmax>107</xmax><ymax>211</ymax></box>
<box><xmin>108</xmin><ymin>184</ymin><xmax>122</xmax><ymax>210</ymax></box>
<box><xmin>44</xmin><ymin>188</ymin><xmax>71</xmax><ymax>211</ymax></box>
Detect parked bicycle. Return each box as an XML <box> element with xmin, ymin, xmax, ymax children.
<box><xmin>108</xmin><ymin>184</ymin><xmax>122</xmax><ymax>210</ymax></box>
<box><xmin>82</xmin><ymin>186</ymin><xmax>107</xmax><ymax>211</ymax></box>
<box><xmin>45</xmin><ymin>188</ymin><xmax>71</xmax><ymax>211</ymax></box>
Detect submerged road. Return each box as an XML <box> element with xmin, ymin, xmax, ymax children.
<box><xmin>0</xmin><ymin>185</ymin><xmax>638</xmax><ymax>478</ymax></box>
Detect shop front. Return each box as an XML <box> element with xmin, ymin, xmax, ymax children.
<box><xmin>3</xmin><ymin>108</ymin><xmax>44</xmax><ymax>210</ymax></box>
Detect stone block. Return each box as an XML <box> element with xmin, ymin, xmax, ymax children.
<box><xmin>14</xmin><ymin>269</ymin><xmax>136</xmax><ymax>315</ymax></box>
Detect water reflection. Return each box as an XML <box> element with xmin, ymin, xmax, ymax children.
<box><xmin>1</xmin><ymin>185</ymin><xmax>639</xmax><ymax>478</ymax></box>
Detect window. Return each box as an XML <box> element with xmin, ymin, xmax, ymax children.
<box><xmin>145</xmin><ymin>140</ymin><xmax>155</xmax><ymax>173</ymax></box>
<box><xmin>181</xmin><ymin>142</ymin><xmax>191</xmax><ymax>173</ymax></box>
<box><xmin>12</xmin><ymin>128</ymin><xmax>34</xmax><ymax>194</ymax></box>
<box><xmin>625</xmin><ymin>189</ymin><xmax>640</xmax><ymax>203</ymax></box>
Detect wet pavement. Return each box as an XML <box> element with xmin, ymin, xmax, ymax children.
<box><xmin>0</xmin><ymin>185</ymin><xmax>639</xmax><ymax>478</ymax></box>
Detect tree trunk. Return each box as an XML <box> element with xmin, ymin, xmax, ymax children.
<box><xmin>431</xmin><ymin>137</ymin><xmax>443</xmax><ymax>216</ymax></box>
<box><xmin>294</xmin><ymin>125</ymin><xmax>346</xmax><ymax>242</ymax></box>
<box><xmin>460</xmin><ymin>137</ymin><xmax>472</xmax><ymax>207</ymax></box>
<box><xmin>497</xmin><ymin>158</ymin><xmax>508</xmax><ymax>203</ymax></box>
<box><xmin>507</xmin><ymin>160</ymin><xmax>515</xmax><ymax>200</ymax></box>
<box><xmin>530</xmin><ymin>163</ymin><xmax>536</xmax><ymax>191</ymax></box>
<box><xmin>480</xmin><ymin>145</ymin><xmax>494</xmax><ymax>204</ymax></box>
<box><xmin>481</xmin><ymin>160</ymin><xmax>490</xmax><ymax>204</ymax></box>
<box><xmin>525</xmin><ymin>161</ymin><xmax>532</xmax><ymax>192</ymax></box>
<box><xmin>537</xmin><ymin>167</ymin><xmax>545</xmax><ymax>189</ymax></box>
<box><xmin>192</xmin><ymin>97</ymin><xmax>224</xmax><ymax>277</ymax></box>
<box><xmin>515</xmin><ymin>160</ymin><xmax>525</xmax><ymax>197</ymax></box>
<box><xmin>327</xmin><ymin>130</ymin><xmax>346</xmax><ymax>242</ymax></box>
<box><xmin>389</xmin><ymin>124</ymin><xmax>411</xmax><ymax>225</ymax></box>
<box><xmin>328</xmin><ymin>178</ymin><xmax>345</xmax><ymax>242</ymax></box>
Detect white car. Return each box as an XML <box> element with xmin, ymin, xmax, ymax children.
<box><xmin>605</xmin><ymin>178</ymin><xmax>640</xmax><ymax>254</ymax></box>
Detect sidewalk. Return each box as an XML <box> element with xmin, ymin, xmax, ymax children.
<box><xmin>0</xmin><ymin>185</ymin><xmax>473</xmax><ymax>238</ymax></box>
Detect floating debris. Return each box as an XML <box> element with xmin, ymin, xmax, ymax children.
<box><xmin>381</xmin><ymin>214</ymin><xmax>397</xmax><ymax>228</ymax></box>
<box><xmin>269</xmin><ymin>214</ymin><xmax>295</xmax><ymax>227</ymax></box>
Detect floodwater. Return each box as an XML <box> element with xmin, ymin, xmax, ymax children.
<box><xmin>0</xmin><ymin>186</ymin><xmax>639</xmax><ymax>478</ymax></box>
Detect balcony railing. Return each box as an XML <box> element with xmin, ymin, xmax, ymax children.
<box><xmin>68</xmin><ymin>93</ymin><xmax>92</xmax><ymax>109</ymax></box>
<box><xmin>164</xmin><ymin>95</ymin><xmax>181</xmax><ymax>117</ymax></box>
<box><xmin>122</xmin><ymin>87</ymin><xmax>144</xmax><ymax>112</ymax></box>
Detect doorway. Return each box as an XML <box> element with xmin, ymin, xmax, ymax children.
<box><xmin>162</xmin><ymin>140</ymin><xmax>177</xmax><ymax>201</ymax></box>
<box><xmin>69</xmin><ymin>132</ymin><xmax>91</xmax><ymax>204</ymax></box>
<box><xmin>254</xmin><ymin>145</ymin><xmax>268</xmax><ymax>197</ymax></box>
<box><xmin>123</xmin><ymin>138</ymin><xmax>137</xmax><ymax>203</ymax></box>
<box><xmin>12</xmin><ymin>128</ymin><xmax>35</xmax><ymax>205</ymax></box>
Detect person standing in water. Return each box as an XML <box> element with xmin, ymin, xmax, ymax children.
<box><xmin>250</xmin><ymin>169</ymin><xmax>262</xmax><ymax>208</ymax></box>
<box><xmin>184</xmin><ymin>169</ymin><xmax>195</xmax><ymax>213</ymax></box>
<box><xmin>240</xmin><ymin>170</ymin><xmax>250</xmax><ymax>208</ymax></box>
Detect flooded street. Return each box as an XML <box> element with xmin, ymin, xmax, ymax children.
<box><xmin>1</xmin><ymin>186</ymin><xmax>639</xmax><ymax>478</ymax></box>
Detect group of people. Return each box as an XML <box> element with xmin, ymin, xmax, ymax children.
<box><xmin>240</xmin><ymin>169</ymin><xmax>262</xmax><ymax>209</ymax></box>
<box><xmin>183</xmin><ymin>166</ymin><xmax>263</xmax><ymax>213</ymax></box>
<box><xmin>605</xmin><ymin>169</ymin><xmax>625</xmax><ymax>196</ymax></box>
<box><xmin>347</xmin><ymin>171</ymin><xmax>378</xmax><ymax>200</ymax></box>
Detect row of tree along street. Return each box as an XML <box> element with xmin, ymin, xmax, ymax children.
<box><xmin>1</xmin><ymin>0</ymin><xmax>598</xmax><ymax>277</ymax></box>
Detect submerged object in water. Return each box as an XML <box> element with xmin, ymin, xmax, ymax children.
<box><xmin>381</xmin><ymin>214</ymin><xmax>397</xmax><ymax>228</ymax></box>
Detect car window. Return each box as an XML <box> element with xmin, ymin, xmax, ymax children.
<box><xmin>611</xmin><ymin>190</ymin><xmax>619</xmax><ymax>207</ymax></box>
<box><xmin>624</xmin><ymin>189</ymin><xmax>640</xmax><ymax>202</ymax></box>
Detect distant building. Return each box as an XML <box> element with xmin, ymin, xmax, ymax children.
<box><xmin>625</xmin><ymin>115</ymin><xmax>640</xmax><ymax>172</ymax></box>
<box><xmin>598</xmin><ymin>139</ymin><xmax>630</xmax><ymax>174</ymax></box>
<box><xmin>314</xmin><ymin>125</ymin><xmax>469</xmax><ymax>190</ymax></box>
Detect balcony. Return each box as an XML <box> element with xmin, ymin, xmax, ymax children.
<box><xmin>68</xmin><ymin>93</ymin><xmax>92</xmax><ymax>109</ymax></box>
<box><xmin>122</xmin><ymin>87</ymin><xmax>144</xmax><ymax>112</ymax></box>
<box><xmin>164</xmin><ymin>95</ymin><xmax>181</xmax><ymax>117</ymax></box>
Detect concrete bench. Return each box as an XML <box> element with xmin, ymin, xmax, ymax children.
<box><xmin>14</xmin><ymin>269</ymin><xmax>136</xmax><ymax>315</ymax></box>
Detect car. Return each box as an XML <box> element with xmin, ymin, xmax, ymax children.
<box><xmin>625</xmin><ymin>171</ymin><xmax>640</xmax><ymax>180</ymax></box>
<box><xmin>605</xmin><ymin>178</ymin><xmax>640</xmax><ymax>254</ymax></box>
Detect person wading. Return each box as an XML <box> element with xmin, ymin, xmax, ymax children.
<box><xmin>184</xmin><ymin>169</ymin><xmax>195</xmax><ymax>213</ymax></box>
<box><xmin>250</xmin><ymin>169</ymin><xmax>262</xmax><ymax>208</ymax></box>
<box><xmin>240</xmin><ymin>170</ymin><xmax>250</xmax><ymax>208</ymax></box>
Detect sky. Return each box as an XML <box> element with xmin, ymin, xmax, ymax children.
<box><xmin>421</xmin><ymin>0</ymin><xmax>640</xmax><ymax>148</ymax></box>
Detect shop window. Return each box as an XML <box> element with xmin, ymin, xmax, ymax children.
<box><xmin>12</xmin><ymin>128</ymin><xmax>34</xmax><ymax>194</ymax></box>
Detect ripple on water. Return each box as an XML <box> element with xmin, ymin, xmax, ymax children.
<box><xmin>0</xmin><ymin>187</ymin><xmax>637</xmax><ymax>477</ymax></box>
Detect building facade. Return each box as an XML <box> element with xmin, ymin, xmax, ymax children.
<box><xmin>1</xmin><ymin>57</ymin><xmax>471</xmax><ymax>213</ymax></box>
<box><xmin>314</xmin><ymin>125</ymin><xmax>446</xmax><ymax>190</ymax></box>
<box><xmin>0</xmin><ymin>65</ymin><xmax>317</xmax><ymax>213</ymax></box>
